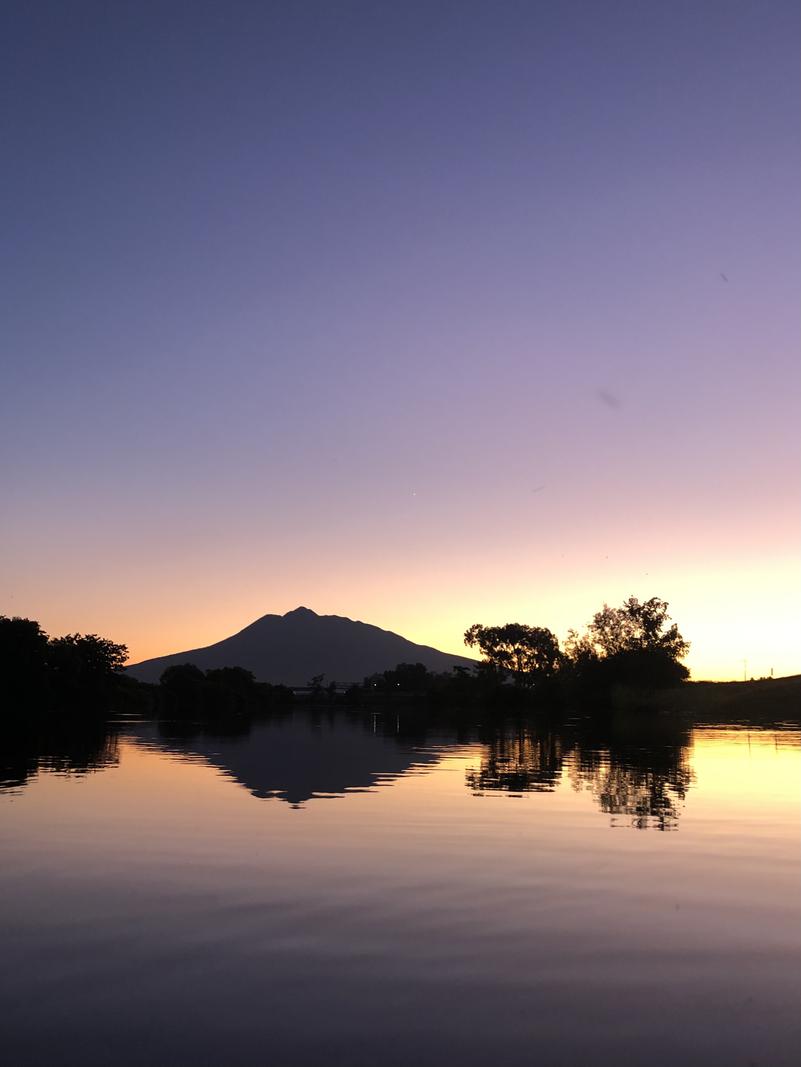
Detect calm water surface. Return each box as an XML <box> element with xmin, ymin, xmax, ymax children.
<box><xmin>1</xmin><ymin>711</ymin><xmax>799</xmax><ymax>1066</ymax></box>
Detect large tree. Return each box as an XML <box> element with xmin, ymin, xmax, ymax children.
<box><xmin>1</xmin><ymin>618</ymin><xmax>130</xmax><ymax>714</ymax></box>
<box><xmin>47</xmin><ymin>633</ymin><xmax>129</xmax><ymax>706</ymax></box>
<box><xmin>566</xmin><ymin>596</ymin><xmax>689</xmax><ymax>688</ymax></box>
<box><xmin>587</xmin><ymin>596</ymin><xmax>688</xmax><ymax>659</ymax></box>
<box><xmin>0</xmin><ymin>615</ymin><xmax>49</xmax><ymax>706</ymax></box>
<box><xmin>48</xmin><ymin>633</ymin><xmax>128</xmax><ymax>676</ymax></box>
<box><xmin>464</xmin><ymin>623</ymin><xmax>561</xmax><ymax>687</ymax></box>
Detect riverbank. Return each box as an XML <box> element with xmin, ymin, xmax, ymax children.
<box><xmin>616</xmin><ymin>675</ymin><xmax>801</xmax><ymax>724</ymax></box>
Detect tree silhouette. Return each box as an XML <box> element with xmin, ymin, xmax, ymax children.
<box><xmin>1</xmin><ymin>618</ymin><xmax>130</xmax><ymax>714</ymax></box>
<box><xmin>46</xmin><ymin>633</ymin><xmax>128</xmax><ymax>708</ymax></box>
<box><xmin>464</xmin><ymin>623</ymin><xmax>561</xmax><ymax>687</ymax></box>
<box><xmin>205</xmin><ymin>667</ymin><xmax>259</xmax><ymax>714</ymax></box>
<box><xmin>587</xmin><ymin>596</ymin><xmax>688</xmax><ymax>659</ymax></box>
<box><xmin>383</xmin><ymin>662</ymin><xmax>431</xmax><ymax>692</ymax></box>
<box><xmin>48</xmin><ymin>633</ymin><xmax>127</xmax><ymax>676</ymax></box>
<box><xmin>159</xmin><ymin>664</ymin><xmax>207</xmax><ymax>715</ymax></box>
<box><xmin>0</xmin><ymin>616</ymin><xmax>49</xmax><ymax>707</ymax></box>
<box><xmin>308</xmin><ymin>674</ymin><xmax>326</xmax><ymax>700</ymax></box>
<box><xmin>566</xmin><ymin>596</ymin><xmax>689</xmax><ymax>689</ymax></box>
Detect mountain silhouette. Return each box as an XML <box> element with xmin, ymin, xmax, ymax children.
<box><xmin>126</xmin><ymin>607</ymin><xmax>476</xmax><ymax>685</ymax></box>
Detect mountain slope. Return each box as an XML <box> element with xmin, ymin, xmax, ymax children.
<box><xmin>126</xmin><ymin>607</ymin><xmax>476</xmax><ymax>685</ymax></box>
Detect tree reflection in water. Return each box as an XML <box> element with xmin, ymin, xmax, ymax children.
<box><xmin>1</xmin><ymin>709</ymin><xmax>694</xmax><ymax>828</ymax></box>
<box><xmin>466</xmin><ymin>728</ymin><xmax>566</xmax><ymax>794</ymax></box>
<box><xmin>0</xmin><ymin>718</ymin><xmax>120</xmax><ymax>794</ymax></box>
<box><xmin>467</xmin><ymin>717</ymin><xmax>693</xmax><ymax>830</ymax></box>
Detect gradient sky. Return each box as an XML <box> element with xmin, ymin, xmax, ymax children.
<box><xmin>2</xmin><ymin>1</ymin><xmax>799</xmax><ymax>680</ymax></box>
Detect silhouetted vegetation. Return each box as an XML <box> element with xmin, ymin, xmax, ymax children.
<box><xmin>3</xmin><ymin>598</ymin><xmax>797</xmax><ymax>727</ymax></box>
<box><xmin>645</xmin><ymin>674</ymin><xmax>801</xmax><ymax>724</ymax></box>
<box><xmin>464</xmin><ymin>623</ymin><xmax>561</xmax><ymax>687</ymax></box>
<box><xmin>0</xmin><ymin>615</ymin><xmax>296</xmax><ymax>723</ymax></box>
<box><xmin>562</xmin><ymin>596</ymin><xmax>690</xmax><ymax>696</ymax></box>
<box><xmin>157</xmin><ymin>663</ymin><xmax>293</xmax><ymax>718</ymax></box>
<box><xmin>345</xmin><ymin>658</ymin><xmax>555</xmax><ymax>714</ymax></box>
<box><xmin>1</xmin><ymin>615</ymin><xmax>129</xmax><ymax>718</ymax></box>
<box><xmin>336</xmin><ymin>596</ymin><xmax>692</xmax><ymax>714</ymax></box>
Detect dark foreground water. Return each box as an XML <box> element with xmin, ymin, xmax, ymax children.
<box><xmin>1</xmin><ymin>710</ymin><xmax>799</xmax><ymax>1066</ymax></box>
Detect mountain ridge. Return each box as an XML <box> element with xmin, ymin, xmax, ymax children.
<box><xmin>126</xmin><ymin>607</ymin><xmax>476</xmax><ymax>685</ymax></box>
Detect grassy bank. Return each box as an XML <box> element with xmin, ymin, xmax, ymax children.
<box><xmin>613</xmin><ymin>675</ymin><xmax>801</xmax><ymax>724</ymax></box>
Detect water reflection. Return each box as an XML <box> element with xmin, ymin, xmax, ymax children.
<box><xmin>567</xmin><ymin>727</ymin><xmax>693</xmax><ymax>830</ymax></box>
<box><xmin>466</xmin><ymin>718</ymin><xmax>693</xmax><ymax>829</ymax></box>
<box><xmin>466</xmin><ymin>728</ymin><xmax>566</xmax><ymax>793</ymax></box>
<box><xmin>0</xmin><ymin>710</ymin><xmax>791</xmax><ymax>831</ymax></box>
<box><xmin>2</xmin><ymin>710</ymin><xmax>799</xmax><ymax>1067</ymax></box>
<box><xmin>0</xmin><ymin>718</ymin><xmax>119</xmax><ymax>794</ymax></box>
<box><xmin>139</xmin><ymin>711</ymin><xmax>445</xmax><ymax>807</ymax></box>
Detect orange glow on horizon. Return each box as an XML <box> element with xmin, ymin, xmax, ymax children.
<box><xmin>9</xmin><ymin>526</ymin><xmax>799</xmax><ymax>683</ymax></box>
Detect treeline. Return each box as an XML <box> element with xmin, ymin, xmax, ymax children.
<box><xmin>2</xmin><ymin>595</ymin><xmax>690</xmax><ymax>720</ymax></box>
<box><xmin>156</xmin><ymin>664</ymin><xmax>293</xmax><ymax>717</ymax></box>
<box><xmin>464</xmin><ymin>596</ymin><xmax>689</xmax><ymax>691</ymax></box>
<box><xmin>342</xmin><ymin>596</ymin><xmax>690</xmax><ymax>710</ymax></box>
<box><xmin>0</xmin><ymin>616</ymin><xmax>131</xmax><ymax>716</ymax></box>
<box><xmin>0</xmin><ymin>617</ymin><xmax>293</xmax><ymax>721</ymax></box>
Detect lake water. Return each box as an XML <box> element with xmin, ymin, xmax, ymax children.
<box><xmin>1</xmin><ymin>710</ymin><xmax>799</xmax><ymax>1066</ymax></box>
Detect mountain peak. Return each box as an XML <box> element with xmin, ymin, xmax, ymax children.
<box><xmin>126</xmin><ymin>606</ymin><xmax>476</xmax><ymax>684</ymax></box>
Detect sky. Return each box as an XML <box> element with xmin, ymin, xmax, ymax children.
<box><xmin>1</xmin><ymin>0</ymin><xmax>799</xmax><ymax>680</ymax></box>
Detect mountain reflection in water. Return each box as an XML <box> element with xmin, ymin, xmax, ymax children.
<box><xmin>0</xmin><ymin>708</ymin><xmax>767</xmax><ymax>831</ymax></box>
<box><xmin>1</xmin><ymin>707</ymin><xmax>799</xmax><ymax>1067</ymax></box>
<box><xmin>142</xmin><ymin>712</ymin><xmax>445</xmax><ymax>807</ymax></box>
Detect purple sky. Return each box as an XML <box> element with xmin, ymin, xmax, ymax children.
<box><xmin>2</xmin><ymin>1</ymin><xmax>799</xmax><ymax>678</ymax></box>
